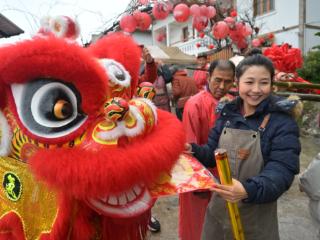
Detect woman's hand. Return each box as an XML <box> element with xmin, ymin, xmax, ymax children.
<box><xmin>211</xmin><ymin>178</ymin><xmax>248</xmax><ymax>203</ymax></box>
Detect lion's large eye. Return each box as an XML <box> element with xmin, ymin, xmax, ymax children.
<box><xmin>11</xmin><ymin>79</ymin><xmax>87</xmax><ymax>138</ymax></box>
<box><xmin>99</xmin><ymin>59</ymin><xmax>131</xmax><ymax>87</ymax></box>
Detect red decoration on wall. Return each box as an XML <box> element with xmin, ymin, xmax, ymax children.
<box><xmin>156</xmin><ymin>32</ymin><xmax>166</xmax><ymax>42</ymax></box>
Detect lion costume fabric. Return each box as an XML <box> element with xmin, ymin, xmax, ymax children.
<box><xmin>0</xmin><ymin>18</ymin><xmax>185</xmax><ymax>240</ymax></box>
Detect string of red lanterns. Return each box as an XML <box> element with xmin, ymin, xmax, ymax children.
<box><xmin>120</xmin><ymin>1</ymin><xmax>266</xmax><ymax>51</ymax></box>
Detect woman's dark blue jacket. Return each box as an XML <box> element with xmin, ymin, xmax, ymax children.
<box><xmin>191</xmin><ymin>95</ymin><xmax>301</xmax><ymax>204</ymax></box>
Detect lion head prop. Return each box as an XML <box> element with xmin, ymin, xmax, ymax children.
<box><xmin>0</xmin><ymin>16</ymin><xmax>185</xmax><ymax>240</ymax></box>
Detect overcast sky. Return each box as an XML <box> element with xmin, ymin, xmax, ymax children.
<box><xmin>0</xmin><ymin>0</ymin><xmax>131</xmax><ymax>44</ymax></box>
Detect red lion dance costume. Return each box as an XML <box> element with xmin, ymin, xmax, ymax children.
<box><xmin>0</xmin><ymin>16</ymin><xmax>185</xmax><ymax>239</ymax></box>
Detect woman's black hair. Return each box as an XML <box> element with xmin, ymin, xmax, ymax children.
<box><xmin>236</xmin><ymin>52</ymin><xmax>275</xmax><ymax>80</ymax></box>
<box><xmin>208</xmin><ymin>59</ymin><xmax>236</xmax><ymax>76</ymax></box>
<box><xmin>245</xmin><ymin>48</ymin><xmax>262</xmax><ymax>57</ymax></box>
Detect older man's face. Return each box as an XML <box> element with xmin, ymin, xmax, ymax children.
<box><xmin>208</xmin><ymin>68</ymin><xmax>234</xmax><ymax>99</ymax></box>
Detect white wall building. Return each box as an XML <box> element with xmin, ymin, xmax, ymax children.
<box><xmin>131</xmin><ymin>30</ymin><xmax>153</xmax><ymax>46</ymax></box>
<box><xmin>152</xmin><ymin>14</ymin><xmax>213</xmax><ymax>56</ymax></box>
<box><xmin>237</xmin><ymin>0</ymin><xmax>320</xmax><ymax>53</ymax></box>
<box><xmin>151</xmin><ymin>0</ymin><xmax>319</xmax><ymax>56</ymax></box>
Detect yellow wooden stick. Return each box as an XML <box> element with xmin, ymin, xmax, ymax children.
<box><xmin>215</xmin><ymin>148</ymin><xmax>245</xmax><ymax>240</ymax></box>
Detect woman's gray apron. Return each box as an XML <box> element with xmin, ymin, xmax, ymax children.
<box><xmin>201</xmin><ymin>115</ymin><xmax>279</xmax><ymax>240</ymax></box>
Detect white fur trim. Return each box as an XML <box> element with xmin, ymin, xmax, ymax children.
<box><xmin>134</xmin><ymin>98</ymin><xmax>158</xmax><ymax>123</ymax></box>
<box><xmin>0</xmin><ymin>111</ymin><xmax>12</xmax><ymax>156</ymax></box>
<box><xmin>97</xmin><ymin>123</ymin><xmax>123</xmax><ymax>140</ymax></box>
<box><xmin>122</xmin><ymin>106</ymin><xmax>146</xmax><ymax>137</ymax></box>
<box><xmin>99</xmin><ymin>59</ymin><xmax>131</xmax><ymax>87</ymax></box>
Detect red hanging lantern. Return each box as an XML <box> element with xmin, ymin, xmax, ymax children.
<box><xmin>196</xmin><ymin>42</ymin><xmax>201</xmax><ymax>48</ymax></box>
<box><xmin>138</xmin><ymin>0</ymin><xmax>149</xmax><ymax>5</ymax></box>
<box><xmin>120</xmin><ymin>14</ymin><xmax>137</xmax><ymax>33</ymax></box>
<box><xmin>236</xmin><ymin>39</ymin><xmax>248</xmax><ymax>49</ymax></box>
<box><xmin>259</xmin><ymin>37</ymin><xmax>265</xmax><ymax>44</ymax></box>
<box><xmin>173</xmin><ymin>3</ymin><xmax>190</xmax><ymax>23</ymax></box>
<box><xmin>167</xmin><ymin>1</ymin><xmax>174</xmax><ymax>12</ymax></box>
<box><xmin>208</xmin><ymin>44</ymin><xmax>215</xmax><ymax>49</ymax></box>
<box><xmin>200</xmin><ymin>5</ymin><xmax>208</xmax><ymax>17</ymax></box>
<box><xmin>230</xmin><ymin>10</ymin><xmax>238</xmax><ymax>17</ymax></box>
<box><xmin>268</xmin><ymin>33</ymin><xmax>275</xmax><ymax>39</ymax></box>
<box><xmin>252</xmin><ymin>38</ymin><xmax>261</xmax><ymax>47</ymax></box>
<box><xmin>206</xmin><ymin>6</ymin><xmax>216</xmax><ymax>18</ymax></box>
<box><xmin>224</xmin><ymin>17</ymin><xmax>235</xmax><ymax>27</ymax></box>
<box><xmin>192</xmin><ymin>16</ymin><xmax>208</xmax><ymax>32</ymax></box>
<box><xmin>234</xmin><ymin>22</ymin><xmax>244</xmax><ymax>32</ymax></box>
<box><xmin>229</xmin><ymin>29</ymin><xmax>241</xmax><ymax>42</ymax></box>
<box><xmin>190</xmin><ymin>4</ymin><xmax>201</xmax><ymax>16</ymax></box>
<box><xmin>243</xmin><ymin>24</ymin><xmax>253</xmax><ymax>37</ymax></box>
<box><xmin>212</xmin><ymin>21</ymin><xmax>229</xmax><ymax>39</ymax></box>
<box><xmin>199</xmin><ymin>32</ymin><xmax>205</xmax><ymax>38</ymax></box>
<box><xmin>133</xmin><ymin>11</ymin><xmax>152</xmax><ymax>31</ymax></box>
<box><xmin>153</xmin><ymin>2</ymin><xmax>170</xmax><ymax>20</ymax></box>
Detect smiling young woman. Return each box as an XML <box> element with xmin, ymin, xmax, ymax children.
<box><xmin>187</xmin><ymin>52</ymin><xmax>301</xmax><ymax>240</ymax></box>
<box><xmin>237</xmin><ymin>66</ymin><xmax>272</xmax><ymax>117</ymax></box>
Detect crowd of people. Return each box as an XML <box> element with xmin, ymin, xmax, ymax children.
<box><xmin>138</xmin><ymin>45</ymin><xmax>319</xmax><ymax>239</ymax></box>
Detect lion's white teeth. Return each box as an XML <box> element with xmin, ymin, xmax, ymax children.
<box><xmin>133</xmin><ymin>185</ymin><xmax>142</xmax><ymax>195</ymax></box>
<box><xmin>108</xmin><ymin>195</ymin><xmax>118</xmax><ymax>205</ymax></box>
<box><xmin>118</xmin><ymin>194</ymin><xmax>127</xmax><ymax>205</ymax></box>
<box><xmin>126</xmin><ymin>190</ymin><xmax>136</xmax><ymax>202</ymax></box>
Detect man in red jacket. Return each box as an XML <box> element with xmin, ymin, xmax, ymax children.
<box><xmin>179</xmin><ymin>59</ymin><xmax>235</xmax><ymax>240</ymax></box>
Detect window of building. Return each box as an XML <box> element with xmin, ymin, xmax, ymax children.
<box><xmin>253</xmin><ymin>0</ymin><xmax>275</xmax><ymax>16</ymax></box>
<box><xmin>182</xmin><ymin>27</ymin><xmax>189</xmax><ymax>42</ymax></box>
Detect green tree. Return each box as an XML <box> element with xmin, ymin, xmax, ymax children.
<box><xmin>297</xmin><ymin>32</ymin><xmax>320</xmax><ymax>83</ymax></box>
